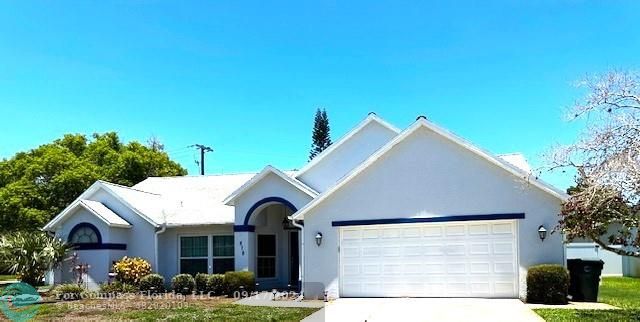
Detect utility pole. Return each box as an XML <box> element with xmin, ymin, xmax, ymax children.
<box><xmin>190</xmin><ymin>144</ymin><xmax>213</xmax><ymax>175</ymax></box>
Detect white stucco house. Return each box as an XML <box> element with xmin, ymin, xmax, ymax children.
<box><xmin>44</xmin><ymin>113</ymin><xmax>578</xmax><ymax>299</ymax></box>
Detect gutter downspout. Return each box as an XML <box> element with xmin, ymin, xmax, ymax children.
<box><xmin>290</xmin><ymin>216</ymin><xmax>304</xmax><ymax>299</ymax></box>
<box><xmin>154</xmin><ymin>224</ymin><xmax>167</xmax><ymax>271</ymax></box>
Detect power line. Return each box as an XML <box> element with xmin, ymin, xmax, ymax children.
<box><xmin>190</xmin><ymin>144</ymin><xmax>213</xmax><ymax>175</ymax></box>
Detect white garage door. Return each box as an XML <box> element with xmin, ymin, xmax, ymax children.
<box><xmin>339</xmin><ymin>220</ymin><xmax>518</xmax><ymax>298</ymax></box>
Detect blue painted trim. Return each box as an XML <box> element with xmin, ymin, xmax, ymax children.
<box><xmin>233</xmin><ymin>225</ymin><xmax>256</xmax><ymax>232</ymax></box>
<box><xmin>331</xmin><ymin>213</ymin><xmax>525</xmax><ymax>227</ymax></box>
<box><xmin>73</xmin><ymin>243</ymin><xmax>127</xmax><ymax>250</ymax></box>
<box><xmin>68</xmin><ymin>222</ymin><xmax>103</xmax><ymax>244</ymax></box>
<box><xmin>68</xmin><ymin>222</ymin><xmax>127</xmax><ymax>250</ymax></box>
<box><xmin>243</xmin><ymin>197</ymin><xmax>298</xmax><ymax>226</ymax></box>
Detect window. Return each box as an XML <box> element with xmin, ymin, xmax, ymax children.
<box><xmin>179</xmin><ymin>235</ymin><xmax>235</xmax><ymax>276</ymax></box>
<box><xmin>212</xmin><ymin>236</ymin><xmax>235</xmax><ymax>274</ymax></box>
<box><xmin>180</xmin><ymin>236</ymin><xmax>208</xmax><ymax>276</ymax></box>
<box><xmin>257</xmin><ymin>235</ymin><xmax>276</xmax><ymax>278</ymax></box>
<box><xmin>69</xmin><ymin>223</ymin><xmax>100</xmax><ymax>244</ymax></box>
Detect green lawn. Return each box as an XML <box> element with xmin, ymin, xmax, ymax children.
<box><xmin>115</xmin><ymin>304</ymin><xmax>318</xmax><ymax>321</ymax></box>
<box><xmin>31</xmin><ymin>297</ymin><xmax>318</xmax><ymax>321</ymax></box>
<box><xmin>0</xmin><ymin>275</ymin><xmax>17</xmax><ymax>282</ymax></box>
<box><xmin>535</xmin><ymin>277</ymin><xmax>640</xmax><ymax>322</ymax></box>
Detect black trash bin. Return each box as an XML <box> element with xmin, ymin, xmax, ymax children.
<box><xmin>567</xmin><ymin>259</ymin><xmax>604</xmax><ymax>302</ymax></box>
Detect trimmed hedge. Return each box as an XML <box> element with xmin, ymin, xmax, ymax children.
<box><xmin>207</xmin><ymin>274</ymin><xmax>227</xmax><ymax>295</ymax></box>
<box><xmin>224</xmin><ymin>271</ymin><xmax>255</xmax><ymax>295</ymax></box>
<box><xmin>172</xmin><ymin>274</ymin><xmax>195</xmax><ymax>294</ymax></box>
<box><xmin>526</xmin><ymin>264</ymin><xmax>569</xmax><ymax>304</ymax></box>
<box><xmin>195</xmin><ymin>273</ymin><xmax>209</xmax><ymax>293</ymax></box>
<box><xmin>139</xmin><ymin>274</ymin><xmax>165</xmax><ymax>294</ymax></box>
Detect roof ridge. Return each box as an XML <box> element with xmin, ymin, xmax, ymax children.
<box><xmin>144</xmin><ymin>172</ymin><xmax>261</xmax><ymax>179</ymax></box>
<box><xmin>497</xmin><ymin>152</ymin><xmax>524</xmax><ymax>156</ymax></box>
<box><xmin>98</xmin><ymin>180</ymin><xmax>161</xmax><ymax>195</ymax></box>
<box><xmin>295</xmin><ymin>113</ymin><xmax>400</xmax><ymax>178</ymax></box>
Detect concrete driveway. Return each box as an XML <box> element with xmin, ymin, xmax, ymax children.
<box><xmin>303</xmin><ymin>298</ymin><xmax>544</xmax><ymax>322</ymax></box>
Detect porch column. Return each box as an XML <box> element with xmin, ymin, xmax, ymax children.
<box><xmin>234</xmin><ymin>230</ymin><xmax>255</xmax><ymax>272</ymax></box>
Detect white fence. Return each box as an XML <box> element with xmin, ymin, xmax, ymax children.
<box><xmin>566</xmin><ymin>243</ymin><xmax>640</xmax><ymax>277</ymax></box>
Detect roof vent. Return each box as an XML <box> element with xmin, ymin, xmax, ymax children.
<box><xmin>416</xmin><ymin>115</ymin><xmax>427</xmax><ymax>121</ymax></box>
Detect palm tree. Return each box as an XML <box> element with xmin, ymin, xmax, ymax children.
<box><xmin>0</xmin><ymin>232</ymin><xmax>71</xmax><ymax>286</ymax></box>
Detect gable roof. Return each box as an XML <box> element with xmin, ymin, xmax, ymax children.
<box><xmin>43</xmin><ymin>198</ymin><xmax>131</xmax><ymax>230</ymax></box>
<box><xmin>497</xmin><ymin>153</ymin><xmax>532</xmax><ymax>173</ymax></box>
<box><xmin>98</xmin><ymin>181</ymin><xmax>165</xmax><ymax>225</ymax></box>
<box><xmin>223</xmin><ymin>166</ymin><xmax>318</xmax><ymax>206</ymax></box>
<box><xmin>294</xmin><ymin>113</ymin><xmax>400</xmax><ymax>179</ymax></box>
<box><xmin>291</xmin><ymin>117</ymin><xmax>568</xmax><ymax>220</ymax></box>
<box><xmin>133</xmin><ymin>173</ymin><xmax>257</xmax><ymax>226</ymax></box>
<box><xmin>45</xmin><ymin>173</ymin><xmax>265</xmax><ymax>230</ymax></box>
<box><xmin>43</xmin><ymin>181</ymin><xmax>160</xmax><ymax>231</ymax></box>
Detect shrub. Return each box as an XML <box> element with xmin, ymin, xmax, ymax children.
<box><xmin>207</xmin><ymin>274</ymin><xmax>227</xmax><ymax>295</ymax></box>
<box><xmin>194</xmin><ymin>273</ymin><xmax>209</xmax><ymax>293</ymax></box>
<box><xmin>99</xmin><ymin>281</ymin><xmax>139</xmax><ymax>294</ymax></box>
<box><xmin>0</xmin><ymin>232</ymin><xmax>71</xmax><ymax>286</ymax></box>
<box><xmin>112</xmin><ymin>257</ymin><xmax>152</xmax><ymax>285</ymax></box>
<box><xmin>527</xmin><ymin>264</ymin><xmax>569</xmax><ymax>304</ymax></box>
<box><xmin>139</xmin><ymin>274</ymin><xmax>165</xmax><ymax>294</ymax></box>
<box><xmin>172</xmin><ymin>274</ymin><xmax>195</xmax><ymax>294</ymax></box>
<box><xmin>52</xmin><ymin>283</ymin><xmax>85</xmax><ymax>301</ymax></box>
<box><xmin>224</xmin><ymin>271</ymin><xmax>255</xmax><ymax>295</ymax></box>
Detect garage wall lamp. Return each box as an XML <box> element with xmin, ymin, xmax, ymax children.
<box><xmin>315</xmin><ymin>232</ymin><xmax>323</xmax><ymax>246</ymax></box>
<box><xmin>538</xmin><ymin>225</ymin><xmax>547</xmax><ymax>242</ymax></box>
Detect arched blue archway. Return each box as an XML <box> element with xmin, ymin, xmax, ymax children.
<box><xmin>233</xmin><ymin>197</ymin><xmax>297</xmax><ymax>232</ymax></box>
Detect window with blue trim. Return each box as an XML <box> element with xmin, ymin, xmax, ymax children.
<box><xmin>70</xmin><ymin>225</ymin><xmax>99</xmax><ymax>244</ymax></box>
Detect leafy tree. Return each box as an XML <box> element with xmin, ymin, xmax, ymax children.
<box><xmin>549</xmin><ymin>71</ymin><xmax>640</xmax><ymax>257</ymax></box>
<box><xmin>0</xmin><ymin>231</ymin><xmax>72</xmax><ymax>285</ymax></box>
<box><xmin>0</xmin><ymin>133</ymin><xmax>187</xmax><ymax>232</ymax></box>
<box><xmin>309</xmin><ymin>108</ymin><xmax>332</xmax><ymax>160</ymax></box>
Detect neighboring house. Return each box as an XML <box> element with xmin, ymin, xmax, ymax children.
<box><xmin>46</xmin><ymin>114</ymin><xmax>577</xmax><ymax>299</ymax></box>
<box><xmin>566</xmin><ymin>242</ymin><xmax>640</xmax><ymax>277</ymax></box>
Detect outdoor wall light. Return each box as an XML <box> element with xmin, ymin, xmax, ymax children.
<box><xmin>538</xmin><ymin>225</ymin><xmax>547</xmax><ymax>242</ymax></box>
<box><xmin>315</xmin><ymin>232</ymin><xmax>323</xmax><ymax>246</ymax></box>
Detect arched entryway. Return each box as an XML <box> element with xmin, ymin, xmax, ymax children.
<box><xmin>243</xmin><ymin>197</ymin><xmax>300</xmax><ymax>290</ymax></box>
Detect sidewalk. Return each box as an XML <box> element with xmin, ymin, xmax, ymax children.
<box><xmin>234</xmin><ymin>291</ymin><xmax>325</xmax><ymax>308</ymax></box>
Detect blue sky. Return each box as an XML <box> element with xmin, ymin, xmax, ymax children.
<box><xmin>1</xmin><ymin>1</ymin><xmax>638</xmax><ymax>190</ymax></box>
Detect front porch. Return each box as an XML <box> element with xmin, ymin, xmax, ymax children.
<box><xmin>223</xmin><ymin>166</ymin><xmax>317</xmax><ymax>292</ymax></box>
<box><xmin>235</xmin><ymin>200</ymin><xmax>301</xmax><ymax>291</ymax></box>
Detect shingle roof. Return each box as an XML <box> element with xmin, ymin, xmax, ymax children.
<box><xmin>79</xmin><ymin>199</ymin><xmax>131</xmax><ymax>227</ymax></box>
<box><xmin>99</xmin><ymin>181</ymin><xmax>166</xmax><ymax>225</ymax></box>
<box><xmin>132</xmin><ymin>173</ymin><xmax>258</xmax><ymax>226</ymax></box>
<box><xmin>223</xmin><ymin>166</ymin><xmax>318</xmax><ymax>206</ymax></box>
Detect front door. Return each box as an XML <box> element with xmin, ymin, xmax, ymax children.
<box><xmin>289</xmin><ymin>231</ymin><xmax>300</xmax><ymax>287</ymax></box>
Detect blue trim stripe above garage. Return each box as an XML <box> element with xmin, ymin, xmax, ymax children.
<box><xmin>331</xmin><ymin>213</ymin><xmax>525</xmax><ymax>227</ymax></box>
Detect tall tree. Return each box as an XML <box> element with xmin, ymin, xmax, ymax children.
<box><xmin>548</xmin><ymin>71</ymin><xmax>640</xmax><ymax>257</ymax></box>
<box><xmin>309</xmin><ymin>108</ymin><xmax>332</xmax><ymax>160</ymax></box>
<box><xmin>0</xmin><ymin>132</ymin><xmax>187</xmax><ymax>233</ymax></box>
